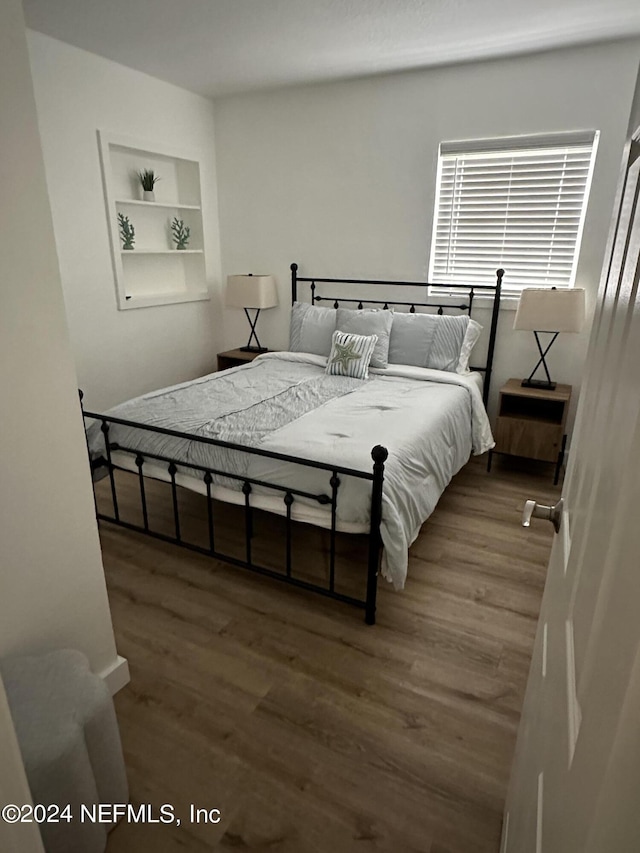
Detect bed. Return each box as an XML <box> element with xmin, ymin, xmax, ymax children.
<box><xmin>84</xmin><ymin>264</ymin><xmax>503</xmax><ymax>624</ymax></box>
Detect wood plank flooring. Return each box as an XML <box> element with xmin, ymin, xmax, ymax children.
<box><xmin>102</xmin><ymin>455</ymin><xmax>559</xmax><ymax>853</ymax></box>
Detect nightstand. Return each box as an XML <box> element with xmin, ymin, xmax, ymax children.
<box><xmin>488</xmin><ymin>378</ymin><xmax>572</xmax><ymax>484</ymax></box>
<box><xmin>217</xmin><ymin>348</ymin><xmax>270</xmax><ymax>371</ymax></box>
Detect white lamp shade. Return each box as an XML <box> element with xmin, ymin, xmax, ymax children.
<box><xmin>226</xmin><ymin>274</ymin><xmax>278</xmax><ymax>309</ymax></box>
<box><xmin>513</xmin><ymin>288</ymin><xmax>585</xmax><ymax>333</ymax></box>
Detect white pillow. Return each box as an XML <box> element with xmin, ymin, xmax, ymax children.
<box><xmin>456</xmin><ymin>318</ymin><xmax>483</xmax><ymax>374</ymax></box>
<box><xmin>326</xmin><ymin>330</ymin><xmax>378</xmax><ymax>380</ymax></box>
<box><xmin>336</xmin><ymin>307</ymin><xmax>393</xmax><ymax>368</ymax></box>
<box><xmin>289</xmin><ymin>301</ymin><xmax>337</xmax><ymax>357</ymax></box>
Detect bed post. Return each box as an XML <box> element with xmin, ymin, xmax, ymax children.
<box><xmin>79</xmin><ymin>388</ymin><xmax>99</xmax><ymax>514</ymax></box>
<box><xmin>483</xmin><ymin>268</ymin><xmax>503</xmax><ymax>405</ymax></box>
<box><xmin>291</xmin><ymin>262</ymin><xmax>298</xmax><ymax>304</ymax></box>
<box><xmin>366</xmin><ymin>445</ymin><xmax>388</xmax><ymax>625</ymax></box>
<box><xmin>79</xmin><ymin>389</ymin><xmax>93</xmax><ymax>464</ymax></box>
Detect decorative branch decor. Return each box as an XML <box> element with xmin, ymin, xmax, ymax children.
<box><xmin>137</xmin><ymin>169</ymin><xmax>160</xmax><ymax>201</ymax></box>
<box><xmin>118</xmin><ymin>213</ymin><xmax>135</xmax><ymax>250</ymax></box>
<box><xmin>171</xmin><ymin>217</ymin><xmax>190</xmax><ymax>250</ymax></box>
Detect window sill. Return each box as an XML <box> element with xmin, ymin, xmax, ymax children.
<box><xmin>427</xmin><ymin>292</ymin><xmax>520</xmax><ymax>312</ymax></box>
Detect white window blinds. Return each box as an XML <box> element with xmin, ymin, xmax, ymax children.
<box><xmin>429</xmin><ymin>132</ymin><xmax>598</xmax><ymax>295</ymax></box>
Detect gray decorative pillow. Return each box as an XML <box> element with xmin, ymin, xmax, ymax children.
<box><xmin>289</xmin><ymin>301</ymin><xmax>337</xmax><ymax>357</ymax></box>
<box><xmin>336</xmin><ymin>307</ymin><xmax>393</xmax><ymax>369</ymax></box>
<box><xmin>388</xmin><ymin>313</ymin><xmax>436</xmax><ymax>367</ymax></box>
<box><xmin>388</xmin><ymin>312</ymin><xmax>470</xmax><ymax>371</ymax></box>
<box><xmin>326</xmin><ymin>330</ymin><xmax>378</xmax><ymax>380</ymax></box>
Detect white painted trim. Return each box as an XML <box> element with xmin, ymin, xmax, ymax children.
<box><xmin>569</xmin><ymin>131</ymin><xmax>600</xmax><ymax>289</ymax></box>
<box><xmin>121</xmin><ymin>249</ymin><xmax>204</xmax><ymax>254</ymax></box>
<box><xmin>119</xmin><ymin>290</ymin><xmax>210</xmax><ymax>310</ymax></box>
<box><xmin>420</xmin><ymin>292</ymin><xmax>520</xmax><ymax>311</ymax></box>
<box><xmin>501</xmin><ymin>811</ymin><xmax>510</xmax><ymax>853</ymax></box>
<box><xmin>562</xmin><ymin>506</ymin><xmax>572</xmax><ymax>575</ymax></box>
<box><xmin>98</xmin><ymin>655</ymin><xmax>130</xmax><ymax>695</ymax></box>
<box><xmin>440</xmin><ymin>130</ymin><xmax>598</xmax><ymax>155</ymax></box>
<box><xmin>536</xmin><ymin>772</ymin><xmax>544</xmax><ymax>853</ymax></box>
<box><xmin>97</xmin><ymin>129</ymin><xmax>125</xmax><ymax>308</ymax></box>
<box><xmin>542</xmin><ymin>622</ymin><xmax>548</xmax><ymax>679</ymax></box>
<box><xmin>565</xmin><ymin>620</ymin><xmax>582</xmax><ymax>766</ymax></box>
<box><xmin>98</xmin><ymin>129</ymin><xmax>206</xmax><ymax>168</ymax></box>
<box><xmin>115</xmin><ymin>198</ymin><xmax>201</xmax><ymax>210</ymax></box>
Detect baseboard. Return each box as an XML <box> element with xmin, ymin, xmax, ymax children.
<box><xmin>99</xmin><ymin>655</ymin><xmax>130</xmax><ymax>695</ymax></box>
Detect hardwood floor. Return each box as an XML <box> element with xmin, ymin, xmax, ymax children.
<box><xmin>102</xmin><ymin>455</ymin><xmax>560</xmax><ymax>853</ymax></box>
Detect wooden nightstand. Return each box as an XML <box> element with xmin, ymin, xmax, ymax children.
<box><xmin>488</xmin><ymin>378</ymin><xmax>572</xmax><ymax>484</ymax></box>
<box><xmin>217</xmin><ymin>348</ymin><xmax>271</xmax><ymax>371</ymax></box>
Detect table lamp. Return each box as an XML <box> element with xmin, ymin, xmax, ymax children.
<box><xmin>513</xmin><ymin>287</ymin><xmax>585</xmax><ymax>390</ymax></box>
<box><xmin>226</xmin><ymin>274</ymin><xmax>278</xmax><ymax>352</ymax></box>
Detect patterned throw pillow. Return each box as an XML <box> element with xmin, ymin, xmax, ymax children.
<box><xmin>326</xmin><ymin>330</ymin><xmax>378</xmax><ymax>380</ymax></box>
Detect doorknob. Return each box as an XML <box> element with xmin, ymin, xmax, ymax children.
<box><xmin>522</xmin><ymin>497</ymin><xmax>564</xmax><ymax>534</ymax></box>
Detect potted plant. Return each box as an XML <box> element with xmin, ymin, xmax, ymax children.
<box><xmin>118</xmin><ymin>213</ymin><xmax>135</xmax><ymax>249</ymax></box>
<box><xmin>171</xmin><ymin>217</ymin><xmax>190</xmax><ymax>250</ymax></box>
<box><xmin>137</xmin><ymin>169</ymin><xmax>160</xmax><ymax>202</ymax></box>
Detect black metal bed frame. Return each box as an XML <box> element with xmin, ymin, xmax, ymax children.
<box><xmin>84</xmin><ymin>263</ymin><xmax>503</xmax><ymax>624</ymax></box>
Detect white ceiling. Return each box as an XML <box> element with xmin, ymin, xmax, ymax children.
<box><xmin>23</xmin><ymin>0</ymin><xmax>640</xmax><ymax>99</ymax></box>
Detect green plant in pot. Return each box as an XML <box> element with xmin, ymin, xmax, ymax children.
<box><xmin>171</xmin><ymin>217</ymin><xmax>190</xmax><ymax>250</ymax></box>
<box><xmin>118</xmin><ymin>213</ymin><xmax>135</xmax><ymax>249</ymax></box>
<box><xmin>137</xmin><ymin>169</ymin><xmax>160</xmax><ymax>202</ymax></box>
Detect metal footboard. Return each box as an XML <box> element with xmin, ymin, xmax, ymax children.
<box><xmin>83</xmin><ymin>405</ymin><xmax>388</xmax><ymax>625</ymax></box>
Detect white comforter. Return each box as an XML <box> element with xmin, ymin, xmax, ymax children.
<box><xmin>90</xmin><ymin>352</ymin><xmax>494</xmax><ymax>589</ymax></box>
<box><xmin>249</xmin><ymin>353</ymin><xmax>493</xmax><ymax>588</ymax></box>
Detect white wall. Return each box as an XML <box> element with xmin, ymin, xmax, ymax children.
<box><xmin>213</xmin><ymin>40</ymin><xmax>640</xmax><ymax>423</ymax></box>
<box><xmin>0</xmin><ymin>0</ymin><xmax>119</xmax><ymax>680</ymax></box>
<box><xmin>27</xmin><ymin>31</ymin><xmax>223</xmax><ymax>412</ymax></box>
<box><xmin>0</xmin><ymin>678</ymin><xmax>44</xmax><ymax>853</ymax></box>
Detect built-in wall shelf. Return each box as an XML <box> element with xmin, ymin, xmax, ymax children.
<box><xmin>98</xmin><ymin>131</ymin><xmax>210</xmax><ymax>310</ymax></box>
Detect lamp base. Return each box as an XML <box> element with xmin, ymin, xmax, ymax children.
<box><xmin>521</xmin><ymin>378</ymin><xmax>557</xmax><ymax>391</ymax></box>
<box><xmin>239</xmin><ymin>345</ymin><xmax>268</xmax><ymax>353</ymax></box>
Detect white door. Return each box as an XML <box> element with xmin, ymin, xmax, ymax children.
<box><xmin>502</xmin><ymin>84</ymin><xmax>640</xmax><ymax>853</ymax></box>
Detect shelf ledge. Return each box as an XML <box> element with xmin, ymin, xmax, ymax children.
<box><xmin>115</xmin><ymin>199</ymin><xmax>201</xmax><ymax>210</ymax></box>
<box><xmin>120</xmin><ymin>290</ymin><xmax>210</xmax><ymax>310</ymax></box>
<box><xmin>121</xmin><ymin>249</ymin><xmax>203</xmax><ymax>255</ymax></box>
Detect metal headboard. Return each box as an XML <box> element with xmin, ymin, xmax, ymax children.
<box><xmin>290</xmin><ymin>263</ymin><xmax>503</xmax><ymax>405</ymax></box>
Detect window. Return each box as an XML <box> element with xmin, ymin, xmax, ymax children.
<box><xmin>428</xmin><ymin>132</ymin><xmax>599</xmax><ymax>296</ymax></box>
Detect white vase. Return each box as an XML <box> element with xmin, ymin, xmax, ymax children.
<box><xmin>143</xmin><ymin>190</ymin><xmax>155</xmax><ymax>202</ymax></box>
